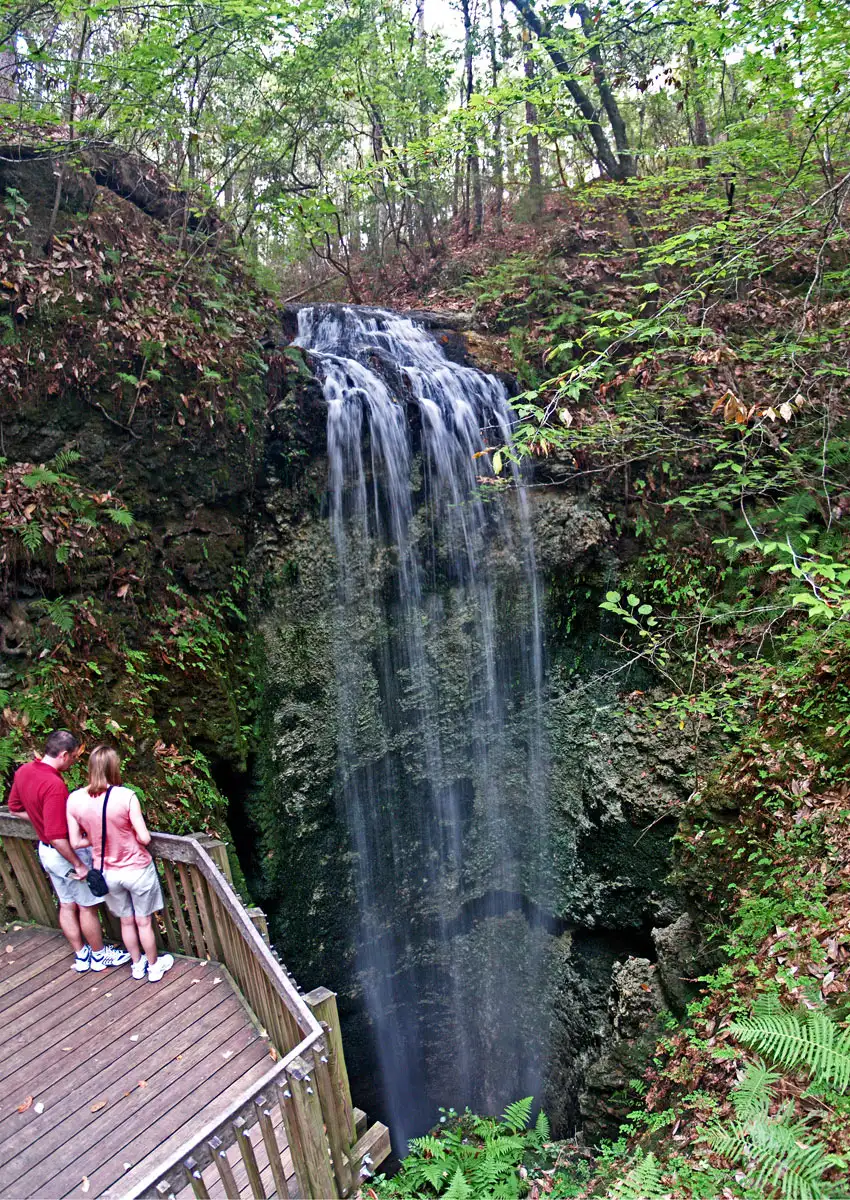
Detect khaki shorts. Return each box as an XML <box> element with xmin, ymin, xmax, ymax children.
<box><xmin>103</xmin><ymin>861</ymin><xmax>164</xmax><ymax>918</ymax></box>
<box><xmin>38</xmin><ymin>843</ymin><xmax>104</xmax><ymax>908</ymax></box>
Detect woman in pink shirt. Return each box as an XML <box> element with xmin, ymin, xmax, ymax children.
<box><xmin>67</xmin><ymin>745</ymin><xmax>174</xmax><ymax>983</ymax></box>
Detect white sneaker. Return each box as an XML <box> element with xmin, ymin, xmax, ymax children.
<box><xmin>73</xmin><ymin>946</ymin><xmax>91</xmax><ymax>973</ymax></box>
<box><xmin>101</xmin><ymin>945</ymin><xmax>132</xmax><ymax>968</ymax></box>
<box><xmin>131</xmin><ymin>955</ymin><xmax>148</xmax><ymax>980</ymax></box>
<box><xmin>90</xmin><ymin>949</ymin><xmax>107</xmax><ymax>972</ymax></box>
<box><xmin>147</xmin><ymin>953</ymin><xmax>174</xmax><ymax>983</ymax></box>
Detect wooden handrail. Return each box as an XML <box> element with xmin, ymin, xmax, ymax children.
<box><xmin>0</xmin><ymin>808</ymin><xmax>392</xmax><ymax>1197</ymax></box>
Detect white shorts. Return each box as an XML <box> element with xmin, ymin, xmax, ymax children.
<box><xmin>38</xmin><ymin>843</ymin><xmax>104</xmax><ymax>908</ymax></box>
<box><xmin>103</xmin><ymin>861</ymin><xmax>164</xmax><ymax>918</ymax></box>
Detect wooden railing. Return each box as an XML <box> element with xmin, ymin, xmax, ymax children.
<box><xmin>0</xmin><ymin>810</ymin><xmax>389</xmax><ymax>1199</ymax></box>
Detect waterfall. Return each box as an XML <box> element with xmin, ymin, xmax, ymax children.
<box><xmin>295</xmin><ymin>305</ymin><xmax>551</xmax><ymax>1149</ymax></box>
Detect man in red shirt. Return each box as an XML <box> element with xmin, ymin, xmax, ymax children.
<box><xmin>8</xmin><ymin>729</ymin><xmax>129</xmax><ymax>972</ymax></box>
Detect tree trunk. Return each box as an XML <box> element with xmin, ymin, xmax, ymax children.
<box><xmin>461</xmin><ymin>0</ymin><xmax>482</xmax><ymax>240</ymax></box>
<box><xmin>688</xmin><ymin>39</ymin><xmax>709</xmax><ymax>169</ymax></box>
<box><xmin>0</xmin><ymin>43</ymin><xmax>16</xmax><ymax>100</ymax></box>
<box><xmin>523</xmin><ymin>34</ymin><xmax>543</xmax><ymax>222</ymax></box>
<box><xmin>508</xmin><ymin>0</ymin><xmax>633</xmax><ymax>183</ymax></box>
<box><xmin>488</xmin><ymin>0</ymin><xmax>504</xmax><ymax>234</ymax></box>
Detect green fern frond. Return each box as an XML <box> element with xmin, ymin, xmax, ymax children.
<box><xmin>444</xmin><ymin>1166</ymin><xmax>472</xmax><ymax>1200</ymax></box>
<box><xmin>490</xmin><ymin>1181</ymin><xmax>521</xmax><ymax>1200</ymax></box>
<box><xmin>707</xmin><ymin>1110</ymin><xmax>846</xmax><ymax>1200</ymax></box>
<box><xmin>607</xmin><ymin>1151</ymin><xmax>665</xmax><ymax>1199</ymax></box>
<box><xmin>107</xmin><ymin>507</ymin><xmax>135</xmax><ymax>527</ymax></box>
<box><xmin>732</xmin><ymin>1061</ymin><xmax>781</xmax><ymax>1120</ymax></box>
<box><xmin>21</xmin><ymin>468</ymin><xmax>61</xmax><ymax>487</ymax></box>
<box><xmin>18</xmin><ymin>523</ymin><xmax>44</xmax><ymax>552</ymax></box>
<box><xmin>534</xmin><ymin>1110</ymin><xmax>551</xmax><ymax>1140</ymax></box>
<box><xmin>50</xmin><ymin>449</ymin><xmax>81</xmax><ymax>472</ymax></box>
<box><xmin>730</xmin><ymin>1005</ymin><xmax>850</xmax><ymax>1093</ymax></box>
<box><xmin>418</xmin><ymin>1160</ymin><xmax>450</xmax><ymax>1189</ymax></box>
<box><xmin>409</xmin><ymin>1135</ymin><xmax>446</xmax><ymax>1158</ymax></box>
<box><xmin>31</xmin><ymin>597</ymin><xmax>75</xmax><ymax>635</ymax></box>
<box><xmin>468</xmin><ymin>1157</ymin><xmax>505</xmax><ymax>1187</ymax></box>
<box><xmin>501</xmin><ymin>1097</ymin><xmax>533</xmax><ymax>1132</ymax></box>
<box><xmin>484</xmin><ymin>1137</ymin><xmax>525</xmax><ymax>1163</ymax></box>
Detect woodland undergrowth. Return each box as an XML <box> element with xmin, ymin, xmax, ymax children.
<box><xmin>0</xmin><ymin>169</ymin><xmax>281</xmax><ymax>832</ymax></box>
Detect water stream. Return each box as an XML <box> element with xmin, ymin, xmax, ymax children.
<box><xmin>294</xmin><ymin>305</ymin><xmax>552</xmax><ymax>1148</ymax></box>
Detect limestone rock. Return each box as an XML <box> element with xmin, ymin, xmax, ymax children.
<box><xmin>610</xmin><ymin>957</ymin><xmax>665</xmax><ymax>1038</ymax></box>
<box><xmin>653</xmin><ymin>912</ymin><xmax>710</xmax><ymax>1013</ymax></box>
<box><xmin>578</xmin><ymin>956</ymin><xmax>665</xmax><ymax>1145</ymax></box>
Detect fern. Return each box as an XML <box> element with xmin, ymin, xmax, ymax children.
<box><xmin>409</xmin><ymin>1135</ymin><xmax>445</xmax><ymax>1156</ymax></box>
<box><xmin>107</xmin><ymin>507</ymin><xmax>135</xmax><ymax>527</ymax></box>
<box><xmin>607</xmin><ymin>1151</ymin><xmax>666</xmax><ymax>1199</ymax></box>
<box><xmin>376</xmin><ymin>1100</ymin><xmax>553</xmax><ymax>1197</ymax></box>
<box><xmin>730</xmin><ymin>1001</ymin><xmax>850</xmax><ymax>1093</ymax></box>
<box><xmin>18</xmin><ymin>523</ymin><xmax>44</xmax><ymax>551</ymax></box>
<box><xmin>21</xmin><ymin>467</ymin><xmax>61</xmax><ymax>487</ymax></box>
<box><xmin>731</xmin><ymin>1061</ymin><xmax>781</xmax><ymax>1120</ymax></box>
<box><xmin>707</xmin><ymin>1107</ymin><xmax>846</xmax><ymax>1200</ymax></box>
<box><xmin>444</xmin><ymin>1167</ymin><xmax>472</xmax><ymax>1200</ymax></box>
<box><xmin>501</xmin><ymin>1097</ymin><xmax>532</xmax><ymax>1132</ymax></box>
<box><xmin>50</xmin><ymin>449</ymin><xmax>81</xmax><ymax>472</ymax></box>
<box><xmin>31</xmin><ymin>597</ymin><xmax>75</xmax><ymax>635</ymax></box>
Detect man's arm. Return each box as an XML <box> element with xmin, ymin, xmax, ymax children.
<box><xmin>50</xmin><ymin>838</ymin><xmax>89</xmax><ymax>880</ymax></box>
<box><xmin>44</xmin><ymin>784</ymin><xmax>88</xmax><ymax>879</ymax></box>
<box><xmin>128</xmin><ymin>792</ymin><xmax>152</xmax><ymax>846</ymax></box>
<box><xmin>7</xmin><ymin>772</ymin><xmax>24</xmax><ymax>812</ymax></box>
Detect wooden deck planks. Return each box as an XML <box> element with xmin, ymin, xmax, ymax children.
<box><xmin>83</xmin><ymin>1040</ymin><xmax>276</xmax><ymax>1199</ymax></box>
<box><xmin>1</xmin><ymin>958</ymin><xmax>203</xmax><ymax>1102</ymax></box>
<box><xmin>0</xmin><ymin>977</ymin><xmax>239</xmax><ymax>1149</ymax></box>
<box><xmin>0</xmin><ymin>927</ymin><xmax>284</xmax><ymax>1200</ymax></box>
<box><xmin>0</xmin><ymin>934</ymin><xmax>78</xmax><ymax>996</ymax></box>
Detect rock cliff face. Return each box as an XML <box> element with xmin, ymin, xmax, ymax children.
<box><xmin>243</xmin><ymin>316</ymin><xmax>695</xmax><ymax>1136</ymax></box>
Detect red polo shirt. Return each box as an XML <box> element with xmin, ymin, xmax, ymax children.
<box><xmin>8</xmin><ymin>760</ymin><xmax>69</xmax><ymax>842</ymax></box>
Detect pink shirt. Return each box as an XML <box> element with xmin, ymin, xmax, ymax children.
<box><xmin>66</xmin><ymin>784</ymin><xmax>152</xmax><ymax>871</ymax></box>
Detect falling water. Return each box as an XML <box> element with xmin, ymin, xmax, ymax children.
<box><xmin>295</xmin><ymin>305</ymin><xmax>551</xmax><ymax>1149</ymax></box>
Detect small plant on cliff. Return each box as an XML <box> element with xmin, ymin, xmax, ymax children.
<box><xmin>703</xmin><ymin>1055</ymin><xmax>848</xmax><ymax>1199</ymax></box>
<box><xmin>371</xmin><ymin>1098</ymin><xmax>560</xmax><ymax>1198</ymax></box>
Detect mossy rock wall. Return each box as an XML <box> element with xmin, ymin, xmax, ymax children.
<box><xmin>244</xmin><ymin>351</ymin><xmax>694</xmax><ymax>1134</ymax></box>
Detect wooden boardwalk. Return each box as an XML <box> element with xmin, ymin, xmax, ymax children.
<box><xmin>0</xmin><ymin>926</ymin><xmax>288</xmax><ymax>1200</ymax></box>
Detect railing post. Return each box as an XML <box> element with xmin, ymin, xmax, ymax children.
<box><xmin>255</xmin><ymin>1095</ymin><xmax>291</xmax><ymax>1198</ymax></box>
<box><xmin>233</xmin><ymin>1116</ymin><xmax>267</xmax><ymax>1198</ymax></box>
<box><xmin>247</xmin><ymin>906</ymin><xmax>271</xmax><ymax>945</ymax></box>
<box><xmin>313</xmin><ymin>1039</ymin><xmax>354</xmax><ymax>1196</ymax></box>
<box><xmin>3</xmin><ymin>837</ymin><xmax>58</xmax><ymax>927</ymax></box>
<box><xmin>279</xmin><ymin>1056</ymin><xmax>339</xmax><ymax>1199</ymax></box>
<box><xmin>304</xmin><ymin>987</ymin><xmax>356</xmax><ymax>1144</ymax></box>
<box><xmin>195</xmin><ymin>834</ymin><xmax>233</xmax><ymax>884</ymax></box>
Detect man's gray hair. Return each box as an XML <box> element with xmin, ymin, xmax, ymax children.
<box><xmin>44</xmin><ymin>729</ymin><xmax>80</xmax><ymax>757</ymax></box>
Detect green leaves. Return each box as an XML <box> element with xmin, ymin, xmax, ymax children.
<box><xmin>501</xmin><ymin>1096</ymin><xmax>532</xmax><ymax>1132</ymax></box>
<box><xmin>374</xmin><ymin>1099</ymin><xmax>550</xmax><ymax>1197</ymax></box>
<box><xmin>107</xmin><ymin>508</ymin><xmax>135</xmax><ymax>527</ymax></box>
<box><xmin>22</xmin><ymin>469</ymin><xmax>62</xmax><ymax>488</ymax></box>
<box><xmin>730</xmin><ymin>997</ymin><xmax>850</xmax><ymax>1094</ymax></box>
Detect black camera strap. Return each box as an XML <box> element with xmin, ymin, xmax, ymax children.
<box><xmin>99</xmin><ymin>785</ymin><xmax>114</xmax><ymax>873</ymax></box>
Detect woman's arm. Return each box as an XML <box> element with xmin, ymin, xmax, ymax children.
<box><xmin>128</xmin><ymin>792</ymin><xmax>152</xmax><ymax>846</ymax></box>
<box><xmin>67</xmin><ymin>808</ymin><xmax>91</xmax><ymax>849</ymax></box>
